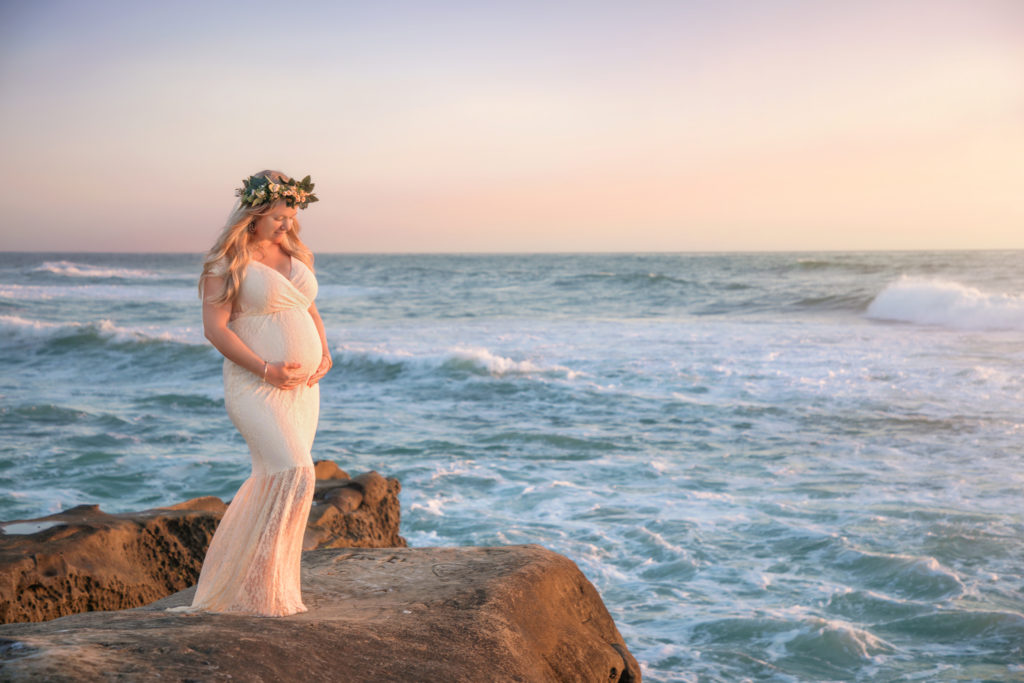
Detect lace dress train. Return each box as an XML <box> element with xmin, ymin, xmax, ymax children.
<box><xmin>167</xmin><ymin>257</ymin><xmax>322</xmax><ymax>617</ymax></box>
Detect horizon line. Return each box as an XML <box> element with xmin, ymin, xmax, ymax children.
<box><xmin>3</xmin><ymin>247</ymin><xmax>1024</xmax><ymax>256</ymax></box>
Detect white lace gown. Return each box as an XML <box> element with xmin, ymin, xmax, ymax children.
<box><xmin>167</xmin><ymin>256</ymin><xmax>321</xmax><ymax>617</ymax></box>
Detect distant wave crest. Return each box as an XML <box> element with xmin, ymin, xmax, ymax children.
<box><xmin>0</xmin><ymin>283</ymin><xmax>193</xmax><ymax>302</ymax></box>
<box><xmin>554</xmin><ymin>271</ymin><xmax>692</xmax><ymax>288</ymax></box>
<box><xmin>0</xmin><ymin>314</ymin><xmax>203</xmax><ymax>347</ymax></box>
<box><xmin>335</xmin><ymin>343</ymin><xmax>580</xmax><ymax>381</ymax></box>
<box><xmin>31</xmin><ymin>260</ymin><xmax>161</xmax><ymax>279</ymax></box>
<box><xmin>794</xmin><ymin>257</ymin><xmax>884</xmax><ymax>274</ymax></box>
<box><xmin>866</xmin><ymin>277</ymin><xmax>1024</xmax><ymax>330</ymax></box>
<box><xmin>447</xmin><ymin>346</ymin><xmax>580</xmax><ymax>378</ymax></box>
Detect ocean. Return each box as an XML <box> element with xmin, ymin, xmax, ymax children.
<box><xmin>1</xmin><ymin>251</ymin><xmax>1022</xmax><ymax>681</ymax></box>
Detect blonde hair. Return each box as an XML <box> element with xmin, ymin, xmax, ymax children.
<box><xmin>198</xmin><ymin>169</ymin><xmax>315</xmax><ymax>305</ymax></box>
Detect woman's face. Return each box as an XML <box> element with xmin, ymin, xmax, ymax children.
<box><xmin>251</xmin><ymin>200</ymin><xmax>297</xmax><ymax>246</ymax></box>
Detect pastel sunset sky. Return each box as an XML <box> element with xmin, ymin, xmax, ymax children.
<box><xmin>1</xmin><ymin>0</ymin><xmax>1021</xmax><ymax>253</ymax></box>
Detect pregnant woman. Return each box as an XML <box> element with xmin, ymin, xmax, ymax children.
<box><xmin>167</xmin><ymin>170</ymin><xmax>331</xmax><ymax>617</ymax></box>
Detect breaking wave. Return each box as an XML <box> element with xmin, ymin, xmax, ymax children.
<box><xmin>30</xmin><ymin>260</ymin><xmax>163</xmax><ymax>279</ymax></box>
<box><xmin>0</xmin><ymin>314</ymin><xmax>204</xmax><ymax>348</ymax></box>
<box><xmin>333</xmin><ymin>344</ymin><xmax>580</xmax><ymax>381</ymax></box>
<box><xmin>866</xmin><ymin>277</ymin><xmax>1024</xmax><ymax>330</ymax></box>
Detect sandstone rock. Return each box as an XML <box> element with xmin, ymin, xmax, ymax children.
<box><xmin>325</xmin><ymin>486</ymin><xmax>363</xmax><ymax>513</ymax></box>
<box><xmin>351</xmin><ymin>470</ymin><xmax>388</xmax><ymax>506</ymax></box>
<box><xmin>303</xmin><ymin>473</ymin><xmax>404</xmax><ymax>550</ymax></box>
<box><xmin>0</xmin><ymin>545</ymin><xmax>641</xmax><ymax>682</ymax></box>
<box><xmin>312</xmin><ymin>459</ymin><xmax>349</xmax><ymax>480</ymax></box>
<box><xmin>0</xmin><ymin>499</ymin><xmax>225</xmax><ymax>625</ymax></box>
<box><xmin>0</xmin><ymin>466</ymin><xmax>405</xmax><ymax>625</ymax></box>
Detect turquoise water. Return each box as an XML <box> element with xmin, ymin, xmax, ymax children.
<box><xmin>2</xmin><ymin>251</ymin><xmax>1023</xmax><ymax>681</ymax></box>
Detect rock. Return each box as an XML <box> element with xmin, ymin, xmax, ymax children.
<box><xmin>325</xmin><ymin>486</ymin><xmax>363</xmax><ymax>513</ymax></box>
<box><xmin>0</xmin><ymin>466</ymin><xmax>405</xmax><ymax>625</ymax></box>
<box><xmin>312</xmin><ymin>459</ymin><xmax>349</xmax><ymax>480</ymax></box>
<box><xmin>304</xmin><ymin>473</ymin><xmax>404</xmax><ymax>551</ymax></box>
<box><xmin>0</xmin><ymin>545</ymin><xmax>641</xmax><ymax>682</ymax></box>
<box><xmin>0</xmin><ymin>497</ymin><xmax>225</xmax><ymax>625</ymax></box>
<box><xmin>351</xmin><ymin>470</ymin><xmax>388</xmax><ymax>506</ymax></box>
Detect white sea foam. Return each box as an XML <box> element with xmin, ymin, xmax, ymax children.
<box><xmin>648</xmin><ymin>459</ymin><xmax>670</xmax><ymax>474</ymax></box>
<box><xmin>31</xmin><ymin>260</ymin><xmax>161</xmax><ymax>279</ymax></box>
<box><xmin>773</xmin><ymin>615</ymin><xmax>895</xmax><ymax>663</ymax></box>
<box><xmin>0</xmin><ymin>314</ymin><xmax>203</xmax><ymax>346</ymax></box>
<box><xmin>866</xmin><ymin>277</ymin><xmax>1024</xmax><ymax>330</ymax></box>
<box><xmin>409</xmin><ymin>497</ymin><xmax>446</xmax><ymax>516</ymax></box>
<box><xmin>449</xmin><ymin>346</ymin><xmax>581</xmax><ymax>378</ymax></box>
<box><xmin>334</xmin><ymin>342</ymin><xmax>581</xmax><ymax>379</ymax></box>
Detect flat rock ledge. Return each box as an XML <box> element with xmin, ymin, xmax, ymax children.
<box><xmin>0</xmin><ymin>463</ymin><xmax>405</xmax><ymax>624</ymax></box>
<box><xmin>0</xmin><ymin>545</ymin><xmax>641</xmax><ymax>682</ymax></box>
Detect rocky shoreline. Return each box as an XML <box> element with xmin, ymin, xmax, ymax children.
<box><xmin>0</xmin><ymin>462</ymin><xmax>641</xmax><ymax>681</ymax></box>
<box><xmin>0</xmin><ymin>461</ymin><xmax>405</xmax><ymax>624</ymax></box>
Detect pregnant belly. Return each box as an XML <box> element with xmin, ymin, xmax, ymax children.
<box><xmin>232</xmin><ymin>310</ymin><xmax>322</xmax><ymax>378</ymax></box>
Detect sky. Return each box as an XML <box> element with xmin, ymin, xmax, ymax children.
<box><xmin>0</xmin><ymin>0</ymin><xmax>1021</xmax><ymax>253</ymax></box>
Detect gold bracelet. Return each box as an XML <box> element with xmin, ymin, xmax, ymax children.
<box><xmin>262</xmin><ymin>360</ymin><xmax>269</xmax><ymax>381</ymax></box>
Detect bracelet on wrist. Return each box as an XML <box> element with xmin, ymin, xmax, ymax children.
<box><xmin>262</xmin><ymin>360</ymin><xmax>269</xmax><ymax>381</ymax></box>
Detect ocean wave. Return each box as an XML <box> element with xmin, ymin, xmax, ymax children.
<box><xmin>0</xmin><ymin>315</ymin><xmax>204</xmax><ymax>348</ymax></box>
<box><xmin>866</xmin><ymin>277</ymin><xmax>1024</xmax><ymax>330</ymax></box>
<box><xmin>793</xmin><ymin>258</ymin><xmax>885</xmax><ymax>274</ymax></box>
<box><xmin>316</xmin><ymin>284</ymin><xmax>387</xmax><ymax>299</ymax></box>
<box><xmin>0</xmin><ymin>403</ymin><xmax>92</xmax><ymax>425</ymax></box>
<box><xmin>693</xmin><ymin>613</ymin><xmax>892</xmax><ymax>666</ymax></box>
<box><xmin>794</xmin><ymin>292</ymin><xmax>875</xmax><ymax>311</ymax></box>
<box><xmin>333</xmin><ymin>344</ymin><xmax>581</xmax><ymax>381</ymax></box>
<box><xmin>834</xmin><ymin>547</ymin><xmax>965</xmax><ymax>601</ymax></box>
<box><xmin>135</xmin><ymin>393</ymin><xmax>223</xmax><ymax>409</ymax></box>
<box><xmin>1</xmin><ymin>280</ymin><xmax>370</xmax><ymax>305</ymax></box>
<box><xmin>30</xmin><ymin>260</ymin><xmax>162</xmax><ymax>279</ymax></box>
<box><xmin>553</xmin><ymin>271</ymin><xmax>692</xmax><ymax>288</ymax></box>
<box><xmin>0</xmin><ymin>283</ymin><xmax>193</xmax><ymax>302</ymax></box>
<box><xmin>777</xmin><ymin>616</ymin><xmax>894</xmax><ymax>673</ymax></box>
<box><xmin>0</xmin><ymin>403</ymin><xmax>132</xmax><ymax>431</ymax></box>
<box><xmin>795</xmin><ymin>259</ymin><xmax>837</xmax><ymax>270</ymax></box>
<box><xmin>482</xmin><ymin>430</ymin><xmax>618</xmax><ymax>452</ymax></box>
<box><xmin>825</xmin><ymin>589</ymin><xmax>932</xmax><ymax>622</ymax></box>
<box><xmin>445</xmin><ymin>346</ymin><xmax>578</xmax><ymax>377</ymax></box>
<box><xmin>878</xmin><ymin>609</ymin><xmax>1024</xmax><ymax>646</ymax></box>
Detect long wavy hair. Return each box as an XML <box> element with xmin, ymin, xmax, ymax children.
<box><xmin>198</xmin><ymin>169</ymin><xmax>315</xmax><ymax>305</ymax></box>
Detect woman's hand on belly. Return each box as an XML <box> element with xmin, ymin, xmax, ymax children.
<box><xmin>266</xmin><ymin>361</ymin><xmax>306</xmax><ymax>390</ymax></box>
<box><xmin>306</xmin><ymin>354</ymin><xmax>333</xmax><ymax>387</ymax></box>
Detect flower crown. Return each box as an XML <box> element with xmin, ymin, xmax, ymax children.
<box><xmin>235</xmin><ymin>174</ymin><xmax>319</xmax><ymax>210</ymax></box>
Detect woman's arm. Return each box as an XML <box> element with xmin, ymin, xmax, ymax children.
<box><xmin>305</xmin><ymin>300</ymin><xmax>332</xmax><ymax>386</ymax></box>
<box><xmin>308</xmin><ymin>301</ymin><xmax>330</xmax><ymax>356</ymax></box>
<box><xmin>201</xmin><ymin>275</ymin><xmax>304</xmax><ymax>389</ymax></box>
